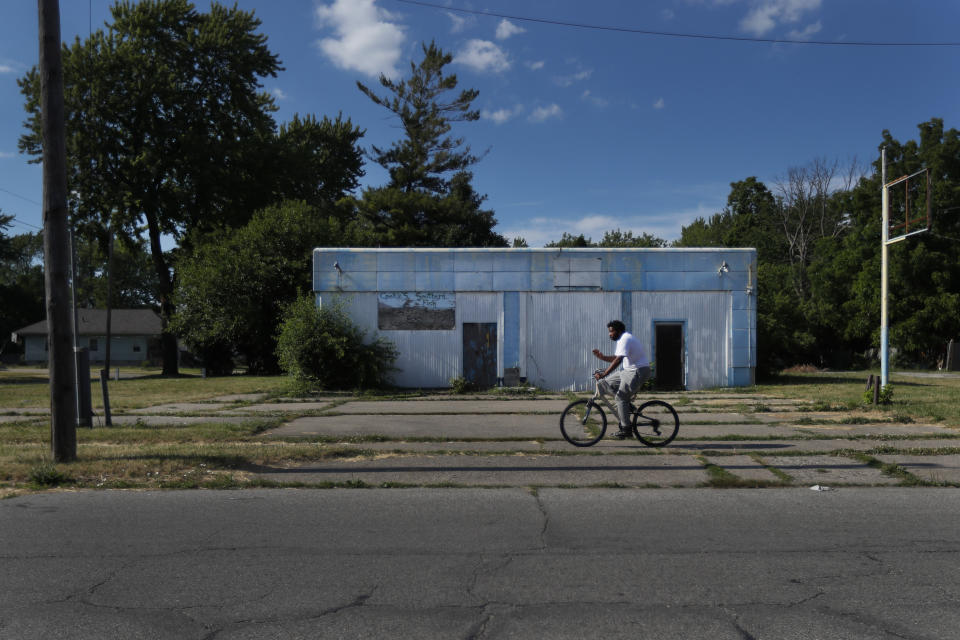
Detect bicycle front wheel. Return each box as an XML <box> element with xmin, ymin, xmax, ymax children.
<box><xmin>560</xmin><ymin>399</ymin><xmax>607</xmax><ymax>447</ymax></box>
<box><xmin>632</xmin><ymin>400</ymin><xmax>679</xmax><ymax>447</ymax></box>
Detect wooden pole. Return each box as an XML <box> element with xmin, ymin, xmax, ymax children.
<box><xmin>101</xmin><ymin>227</ymin><xmax>113</xmax><ymax>425</ymax></box>
<box><xmin>38</xmin><ymin>0</ymin><xmax>77</xmax><ymax>461</ymax></box>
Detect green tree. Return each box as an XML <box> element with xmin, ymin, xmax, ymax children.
<box><xmin>545</xmin><ymin>232</ymin><xmax>593</xmax><ymax>248</ymax></box>
<box><xmin>172</xmin><ymin>201</ymin><xmax>375</xmax><ymax>374</ymax></box>
<box><xmin>354</xmin><ymin>41</ymin><xmax>504</xmax><ymax>247</ymax></box>
<box><xmin>270</xmin><ymin>113</ymin><xmax>365</xmax><ymax>209</ymax></box>
<box><xmin>0</xmin><ymin>221</ymin><xmax>45</xmax><ymax>360</ymax></box>
<box><xmin>598</xmin><ymin>229</ymin><xmax>667</xmax><ymax>248</ymax></box>
<box><xmin>814</xmin><ymin>118</ymin><xmax>960</xmax><ymax>367</ymax></box>
<box><xmin>18</xmin><ymin>0</ymin><xmax>285</xmax><ymax>375</ymax></box>
<box><xmin>358</xmin><ymin>40</ymin><xmax>479</xmax><ymax>194</ymax></box>
<box><xmin>74</xmin><ymin>234</ymin><xmax>159</xmax><ymax>309</ymax></box>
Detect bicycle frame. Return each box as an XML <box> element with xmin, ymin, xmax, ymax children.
<box><xmin>582</xmin><ymin>375</ymin><xmax>632</xmax><ymax>426</ymax></box>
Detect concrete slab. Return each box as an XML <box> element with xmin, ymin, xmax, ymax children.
<box><xmin>412</xmin><ymin>394</ymin><xmax>569</xmax><ymax>401</ymax></box>
<box><xmin>694</xmin><ymin>398</ymin><xmax>810</xmax><ymax>408</ymax></box>
<box><xmin>758</xmin><ymin>455</ymin><xmax>900</xmax><ymax>486</ymax></box>
<box><xmin>793</xmin><ymin>424</ymin><xmax>956</xmax><ymax>437</ymax></box>
<box><xmin>677</xmin><ymin>412</ymin><xmax>759</xmax><ymax>423</ymax></box>
<box><xmin>677</xmin><ymin>423</ymin><xmax>802</xmax><ymax>438</ymax></box>
<box><xmin>129</xmin><ymin>403</ymin><xmax>232</xmax><ymax>414</ymax></box>
<box><xmin>258</xmin><ymin>438</ymin><xmax>960</xmax><ymax>457</ymax></box>
<box><xmin>268</xmin><ymin>414</ymin><xmax>562</xmax><ymax>439</ymax></box>
<box><xmin>756</xmin><ymin>411</ymin><xmax>855</xmax><ymax>423</ymax></box>
<box><xmin>874</xmin><ymin>455</ymin><xmax>960</xmax><ymax>484</ymax></box>
<box><xmin>220</xmin><ymin>402</ymin><xmax>330</xmax><ymax>414</ymax></box>
<box><xmin>703</xmin><ymin>455</ymin><xmax>785</xmax><ymax>483</ymax></box>
<box><xmin>332</xmin><ymin>400</ymin><xmax>571</xmax><ymax>414</ymax></box>
<box><xmin>208</xmin><ymin>393</ymin><xmax>270</xmax><ymax>403</ymax></box>
<box><xmin>254</xmin><ymin>453</ymin><xmax>709</xmax><ymax>487</ymax></box>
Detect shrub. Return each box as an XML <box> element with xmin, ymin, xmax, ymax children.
<box><xmin>863</xmin><ymin>384</ymin><xmax>894</xmax><ymax>406</ymax></box>
<box><xmin>276</xmin><ymin>295</ymin><xmax>398</xmax><ymax>390</ymax></box>
<box><xmin>449</xmin><ymin>376</ymin><xmax>474</xmax><ymax>394</ymax></box>
<box><xmin>28</xmin><ymin>461</ymin><xmax>74</xmax><ymax>487</ymax></box>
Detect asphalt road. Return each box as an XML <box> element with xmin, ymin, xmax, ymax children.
<box><xmin>3</xmin><ymin>488</ymin><xmax>959</xmax><ymax>639</ymax></box>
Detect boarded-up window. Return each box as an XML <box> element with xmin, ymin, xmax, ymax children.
<box><xmin>378</xmin><ymin>292</ymin><xmax>456</xmax><ymax>330</ymax></box>
<box><xmin>553</xmin><ymin>256</ymin><xmax>603</xmax><ymax>288</ymax></box>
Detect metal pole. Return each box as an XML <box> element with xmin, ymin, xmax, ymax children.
<box><xmin>39</xmin><ymin>0</ymin><xmax>77</xmax><ymax>461</ymax></box>
<box><xmin>880</xmin><ymin>147</ymin><xmax>889</xmax><ymax>388</ymax></box>
<box><xmin>70</xmin><ymin>222</ymin><xmax>83</xmax><ymax>426</ymax></box>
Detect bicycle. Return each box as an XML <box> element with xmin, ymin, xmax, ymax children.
<box><xmin>559</xmin><ymin>370</ymin><xmax>680</xmax><ymax>447</ymax></box>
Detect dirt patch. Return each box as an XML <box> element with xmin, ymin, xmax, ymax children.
<box><xmin>780</xmin><ymin>364</ymin><xmax>822</xmax><ymax>374</ymax></box>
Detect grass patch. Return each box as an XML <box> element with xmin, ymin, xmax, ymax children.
<box><xmin>696</xmin><ymin>455</ymin><xmax>788</xmax><ymax>488</ymax></box>
<box><xmin>848</xmin><ymin>452</ymin><xmax>925</xmax><ymax>486</ymax></box>
<box><xmin>747</xmin><ymin>453</ymin><xmax>794</xmax><ymax>482</ymax></box>
<box><xmin>0</xmin><ymin>369</ymin><xmax>291</xmax><ymax>410</ymax></box>
<box><xmin>757</xmin><ymin>370</ymin><xmax>960</xmax><ymax>428</ymax></box>
<box><xmin>28</xmin><ymin>461</ymin><xmax>75</xmax><ymax>488</ymax></box>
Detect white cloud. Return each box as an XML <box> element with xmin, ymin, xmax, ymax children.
<box><xmin>456</xmin><ymin>39</ymin><xmax>510</xmax><ymax>73</ymax></box>
<box><xmin>787</xmin><ymin>20</ymin><xmax>822</xmax><ymax>40</ymax></box>
<box><xmin>498</xmin><ymin>205</ymin><xmax>718</xmax><ymax>247</ymax></box>
<box><xmin>529</xmin><ymin>104</ymin><xmax>562</xmax><ymax>123</ymax></box>
<box><xmin>495</xmin><ymin>19</ymin><xmax>525</xmax><ymax>40</ymax></box>
<box><xmin>661</xmin><ymin>9</ymin><xmax>675</xmax><ymax>20</ymax></box>
<box><xmin>653</xmin><ymin>97</ymin><xmax>665</xmax><ymax>109</ymax></box>
<box><xmin>446</xmin><ymin>11</ymin><xmax>471</xmax><ymax>33</ymax></box>
<box><xmin>0</xmin><ymin>151</ymin><xmax>14</xmax><ymax>159</ymax></box>
<box><xmin>271</xmin><ymin>88</ymin><xmax>288</xmax><ymax>100</ymax></box>
<box><xmin>526</xmin><ymin>60</ymin><xmax>545</xmax><ymax>71</ymax></box>
<box><xmin>481</xmin><ymin>104</ymin><xmax>524</xmax><ymax>125</ymax></box>
<box><xmin>555</xmin><ymin>69</ymin><xmax>592</xmax><ymax>87</ymax></box>
<box><xmin>582</xmin><ymin>90</ymin><xmax>609</xmax><ymax>108</ymax></box>
<box><xmin>0</xmin><ymin>64</ymin><xmax>14</xmax><ymax>74</ymax></box>
<box><xmin>740</xmin><ymin>0</ymin><xmax>822</xmax><ymax>36</ymax></box>
<box><xmin>314</xmin><ymin>0</ymin><xmax>406</xmax><ymax>79</ymax></box>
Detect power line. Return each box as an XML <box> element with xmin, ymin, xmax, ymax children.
<box><xmin>1</xmin><ymin>211</ymin><xmax>43</xmax><ymax>231</ymax></box>
<box><xmin>0</xmin><ymin>186</ymin><xmax>42</xmax><ymax>206</ymax></box>
<box><xmin>391</xmin><ymin>0</ymin><xmax>960</xmax><ymax>48</ymax></box>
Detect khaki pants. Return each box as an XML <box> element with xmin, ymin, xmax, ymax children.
<box><xmin>608</xmin><ymin>366</ymin><xmax>651</xmax><ymax>428</ymax></box>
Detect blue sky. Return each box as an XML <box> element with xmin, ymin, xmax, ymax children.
<box><xmin>1</xmin><ymin>0</ymin><xmax>957</xmax><ymax>246</ymax></box>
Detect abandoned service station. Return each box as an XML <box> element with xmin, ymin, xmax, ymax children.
<box><xmin>312</xmin><ymin>247</ymin><xmax>757</xmax><ymax>391</ymax></box>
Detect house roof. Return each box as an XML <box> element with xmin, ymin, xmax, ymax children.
<box><xmin>13</xmin><ymin>309</ymin><xmax>163</xmax><ymax>338</ymax></box>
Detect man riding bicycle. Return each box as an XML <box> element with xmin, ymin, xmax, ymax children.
<box><xmin>592</xmin><ymin>320</ymin><xmax>651</xmax><ymax>439</ymax></box>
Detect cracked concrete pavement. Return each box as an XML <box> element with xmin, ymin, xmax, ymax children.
<box><xmin>242</xmin><ymin>393</ymin><xmax>959</xmax><ymax>488</ymax></box>
<box><xmin>3</xmin><ymin>488</ymin><xmax>960</xmax><ymax>639</ymax></box>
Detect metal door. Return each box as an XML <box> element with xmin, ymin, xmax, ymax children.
<box><xmin>655</xmin><ymin>323</ymin><xmax>685</xmax><ymax>390</ymax></box>
<box><xmin>462</xmin><ymin>322</ymin><xmax>497</xmax><ymax>388</ymax></box>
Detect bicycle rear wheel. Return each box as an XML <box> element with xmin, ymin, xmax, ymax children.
<box><xmin>560</xmin><ymin>399</ymin><xmax>607</xmax><ymax>447</ymax></box>
<box><xmin>632</xmin><ymin>400</ymin><xmax>679</xmax><ymax>447</ymax></box>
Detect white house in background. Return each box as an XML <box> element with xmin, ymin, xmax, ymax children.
<box><xmin>12</xmin><ymin>309</ymin><xmax>163</xmax><ymax>365</ymax></box>
<box><xmin>312</xmin><ymin>247</ymin><xmax>758</xmax><ymax>391</ymax></box>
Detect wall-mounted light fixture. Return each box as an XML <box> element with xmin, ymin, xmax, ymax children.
<box><xmin>718</xmin><ymin>261</ymin><xmax>729</xmax><ymax>276</ymax></box>
<box><xmin>333</xmin><ymin>261</ymin><xmax>343</xmax><ymax>275</ymax></box>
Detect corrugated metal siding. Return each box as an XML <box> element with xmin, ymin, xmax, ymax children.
<box><xmin>632</xmin><ymin>292</ymin><xmax>729</xmax><ymax>390</ymax></box>
<box><xmin>323</xmin><ymin>292</ymin><xmax>501</xmax><ymax>388</ymax></box>
<box><xmin>526</xmin><ymin>292</ymin><xmax>621</xmax><ymax>391</ymax></box>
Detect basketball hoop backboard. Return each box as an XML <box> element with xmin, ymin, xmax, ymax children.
<box><xmin>885</xmin><ymin>167</ymin><xmax>931</xmax><ymax>244</ymax></box>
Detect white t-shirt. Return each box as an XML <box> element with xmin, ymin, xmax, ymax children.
<box><xmin>615</xmin><ymin>331</ymin><xmax>649</xmax><ymax>370</ymax></box>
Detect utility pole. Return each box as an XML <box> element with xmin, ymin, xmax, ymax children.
<box><xmin>38</xmin><ymin>0</ymin><xmax>77</xmax><ymax>461</ymax></box>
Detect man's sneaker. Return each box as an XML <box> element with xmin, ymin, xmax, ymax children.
<box><xmin>612</xmin><ymin>427</ymin><xmax>632</xmax><ymax>440</ymax></box>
